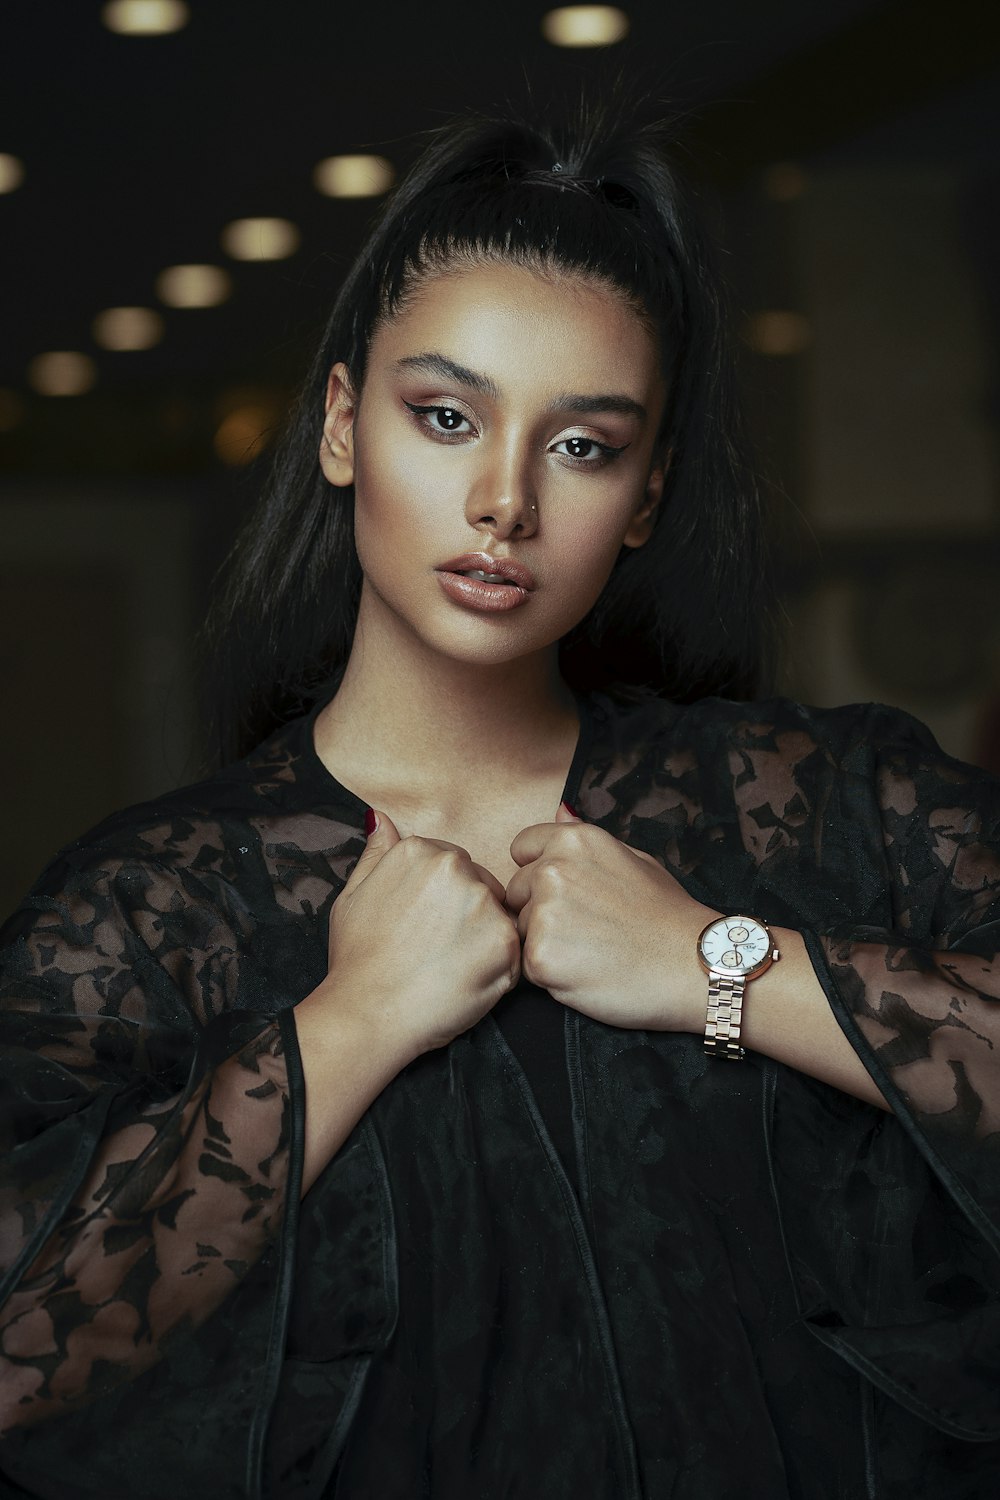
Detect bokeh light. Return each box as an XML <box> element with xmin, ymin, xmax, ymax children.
<box><xmin>0</xmin><ymin>154</ymin><xmax>25</xmax><ymax>194</ymax></box>
<box><xmin>214</xmin><ymin>403</ymin><xmax>277</xmax><ymax>466</ymax></box>
<box><xmin>221</xmin><ymin>217</ymin><xmax>300</xmax><ymax>261</ymax></box>
<box><xmin>313</xmin><ymin>154</ymin><xmax>395</xmax><ymax>199</ymax></box>
<box><xmin>28</xmin><ymin>352</ymin><xmax>98</xmax><ymax>396</ymax></box>
<box><xmin>101</xmin><ymin>1</ymin><xmax>189</xmax><ymax>35</ymax></box>
<box><xmin>92</xmin><ymin>306</ymin><xmax>165</xmax><ymax>351</ymax></box>
<box><xmin>541</xmin><ymin>6</ymin><xmax>629</xmax><ymax>46</ymax></box>
<box><xmin>155</xmin><ymin>264</ymin><xmax>231</xmax><ymax>308</ymax></box>
<box><xmin>744</xmin><ymin>311</ymin><xmax>812</xmax><ymax>357</ymax></box>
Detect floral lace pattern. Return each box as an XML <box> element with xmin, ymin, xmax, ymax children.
<box><xmin>1</xmin><ymin>688</ymin><xmax>998</xmax><ymax>1498</ymax></box>
<box><xmin>0</xmin><ymin>854</ymin><xmax>294</xmax><ymax>1429</ymax></box>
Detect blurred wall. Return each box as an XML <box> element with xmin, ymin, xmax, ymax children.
<box><xmin>1</xmin><ymin>488</ymin><xmax>203</xmax><ymax>915</ymax></box>
<box><xmin>727</xmin><ymin>106</ymin><xmax>999</xmax><ymax>771</ymax></box>
<box><xmin>784</xmin><ymin>162</ymin><xmax>998</xmax><ymax>762</ymax></box>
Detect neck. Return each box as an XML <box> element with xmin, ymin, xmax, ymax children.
<box><xmin>315</xmin><ymin>589</ymin><xmax>581</xmax><ymax>802</ymax></box>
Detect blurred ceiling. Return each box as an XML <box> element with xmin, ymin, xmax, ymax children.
<box><xmin>1</xmin><ymin>0</ymin><xmax>998</xmax><ymax>472</ymax></box>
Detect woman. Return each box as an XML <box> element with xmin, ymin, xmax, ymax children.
<box><xmin>1</xmin><ymin>105</ymin><xmax>998</xmax><ymax>1499</ymax></box>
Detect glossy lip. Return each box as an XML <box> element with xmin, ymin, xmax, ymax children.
<box><xmin>436</xmin><ymin>571</ymin><xmax>531</xmax><ymax>612</ymax></box>
<box><xmin>435</xmin><ymin>551</ymin><xmax>536</xmax><ymax>590</ymax></box>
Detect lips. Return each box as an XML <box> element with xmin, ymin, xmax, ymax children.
<box><xmin>435</xmin><ymin>552</ymin><xmax>536</xmax><ymax>590</ymax></box>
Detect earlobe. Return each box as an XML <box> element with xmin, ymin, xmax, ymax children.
<box><xmin>319</xmin><ymin>361</ymin><xmax>356</xmax><ymax>487</ymax></box>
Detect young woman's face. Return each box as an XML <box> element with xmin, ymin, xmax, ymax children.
<box><xmin>320</xmin><ymin>259</ymin><xmax>668</xmax><ymax>669</ymax></box>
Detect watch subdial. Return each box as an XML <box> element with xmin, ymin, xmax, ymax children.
<box><xmin>728</xmin><ymin>925</ymin><xmax>749</xmax><ymax>943</ymax></box>
<box><xmin>720</xmin><ymin>949</ymin><xmax>741</xmax><ymax>968</ymax></box>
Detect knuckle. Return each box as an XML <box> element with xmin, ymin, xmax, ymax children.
<box><xmin>438</xmin><ymin>845</ymin><xmax>468</xmax><ymax>869</ymax></box>
<box><xmin>537</xmin><ymin>857</ymin><xmax>570</xmax><ymax>893</ymax></box>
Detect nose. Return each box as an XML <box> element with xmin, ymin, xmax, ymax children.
<box><xmin>464</xmin><ymin>435</ymin><xmax>539</xmax><ymax>538</ymax></box>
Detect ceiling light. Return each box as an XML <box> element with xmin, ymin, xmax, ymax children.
<box><xmin>0</xmin><ymin>388</ymin><xmax>25</xmax><ymax>431</ymax></box>
<box><xmin>28</xmin><ymin>352</ymin><xmax>97</xmax><ymax>397</ymax></box>
<box><xmin>101</xmin><ymin>0</ymin><xmax>189</xmax><ymax>35</ymax></box>
<box><xmin>744</xmin><ymin>311</ymin><xmax>812</xmax><ymax>357</ymax></box>
<box><xmin>92</xmin><ymin>306</ymin><xmax>165</xmax><ymax>351</ymax></box>
<box><xmin>762</xmin><ymin>163</ymin><xmax>808</xmax><ymax>203</ymax></box>
<box><xmin>541</xmin><ymin>6</ymin><xmax>629</xmax><ymax>46</ymax></box>
<box><xmin>214</xmin><ymin>404</ymin><xmax>276</xmax><ymax>467</ymax></box>
<box><xmin>313</xmin><ymin>154</ymin><xmax>395</xmax><ymax>199</ymax></box>
<box><xmin>221</xmin><ymin>217</ymin><xmax>300</xmax><ymax>261</ymax></box>
<box><xmin>155</xmin><ymin>264</ymin><xmax>231</xmax><ymax>308</ymax></box>
<box><xmin>0</xmin><ymin>154</ymin><xmax>25</xmax><ymax>194</ymax></box>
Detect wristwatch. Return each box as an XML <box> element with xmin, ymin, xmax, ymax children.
<box><xmin>697</xmin><ymin>914</ymin><xmax>780</xmax><ymax>1061</ymax></box>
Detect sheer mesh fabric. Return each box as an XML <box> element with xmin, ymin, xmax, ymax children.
<box><xmin>0</xmin><ymin>855</ymin><xmax>293</xmax><ymax>1427</ymax></box>
<box><xmin>0</xmin><ymin>688</ymin><xmax>998</xmax><ymax>1498</ymax></box>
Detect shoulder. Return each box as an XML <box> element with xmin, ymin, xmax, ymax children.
<box><xmin>595</xmin><ymin>684</ymin><xmax>957</xmax><ymax>768</ymax></box>
<box><xmin>592</xmin><ymin>686</ymin><xmax>999</xmax><ymax>834</ymax></box>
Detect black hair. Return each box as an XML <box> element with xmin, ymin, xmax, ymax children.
<box><xmin>204</xmin><ymin>98</ymin><xmax>773</xmax><ymax>765</ymax></box>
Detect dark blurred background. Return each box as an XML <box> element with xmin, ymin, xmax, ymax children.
<box><xmin>3</xmin><ymin>0</ymin><xmax>1000</xmax><ymax>914</ymax></box>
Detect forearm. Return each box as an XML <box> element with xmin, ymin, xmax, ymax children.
<box><xmin>293</xmin><ymin>979</ymin><xmax>419</xmax><ymax>1196</ymax></box>
<box><xmin>736</xmin><ymin>927</ymin><xmax>891</xmax><ymax>1110</ymax></box>
<box><xmin>1</xmin><ymin>1020</ymin><xmax>292</xmax><ymax>1432</ymax></box>
<box><xmin>1</xmin><ymin>987</ymin><xmax>417</xmax><ymax>1434</ymax></box>
<box><xmin>723</xmin><ymin>927</ymin><xmax>1000</xmax><ymax>1120</ymax></box>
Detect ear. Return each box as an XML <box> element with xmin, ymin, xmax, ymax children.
<box><xmin>621</xmin><ymin>447</ymin><xmax>672</xmax><ymax>549</ymax></box>
<box><xmin>319</xmin><ymin>361</ymin><xmax>357</xmax><ymax>487</ymax></box>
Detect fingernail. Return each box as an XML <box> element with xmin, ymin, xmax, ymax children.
<box><xmin>364</xmin><ymin>807</ymin><xmax>378</xmax><ymax>837</ymax></box>
<box><xmin>561</xmin><ymin>801</ymin><xmax>579</xmax><ymax>818</ymax></box>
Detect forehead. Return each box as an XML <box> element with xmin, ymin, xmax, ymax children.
<box><xmin>369</xmin><ymin>260</ymin><xmax>661</xmax><ymax>397</ymax></box>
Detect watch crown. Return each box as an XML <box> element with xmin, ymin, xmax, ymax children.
<box><xmin>773</xmin><ymin>948</ymin><xmax>781</xmax><ymax>960</ymax></box>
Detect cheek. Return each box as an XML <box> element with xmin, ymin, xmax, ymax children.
<box><xmin>351</xmin><ymin>425</ymin><xmax>447</xmax><ymax>554</ymax></box>
<box><xmin>559</xmin><ymin>497</ymin><xmax>639</xmax><ymax>581</ymax></box>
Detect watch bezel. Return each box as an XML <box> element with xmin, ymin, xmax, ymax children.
<box><xmin>696</xmin><ymin>913</ymin><xmax>777</xmax><ymax>981</ymax></box>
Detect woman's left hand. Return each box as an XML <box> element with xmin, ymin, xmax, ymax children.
<box><xmin>504</xmin><ymin>803</ymin><xmax>717</xmax><ymax>1032</ymax></box>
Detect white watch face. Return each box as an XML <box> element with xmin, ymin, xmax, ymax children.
<box><xmin>699</xmin><ymin>916</ymin><xmax>772</xmax><ymax>977</ymax></box>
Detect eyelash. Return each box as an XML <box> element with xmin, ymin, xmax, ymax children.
<box><xmin>403</xmin><ymin>402</ymin><xmax>628</xmax><ymax>469</ymax></box>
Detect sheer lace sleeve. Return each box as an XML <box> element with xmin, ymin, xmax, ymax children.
<box><xmin>685</xmin><ymin>697</ymin><xmax>1000</xmax><ymax>1439</ymax></box>
<box><xmin>805</xmin><ymin>709</ymin><xmax>1000</xmax><ymax>1230</ymax></box>
<box><xmin>0</xmin><ymin>847</ymin><xmax>301</xmax><ymax>1434</ymax></box>
<box><xmin>763</xmin><ymin>707</ymin><xmax>1000</xmax><ymax>1443</ymax></box>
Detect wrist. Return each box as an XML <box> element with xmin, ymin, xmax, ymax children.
<box><xmin>655</xmin><ymin>899</ymin><xmax>721</xmax><ymax>1034</ymax></box>
<box><xmin>296</xmin><ymin>978</ymin><xmax>421</xmax><ymax>1083</ymax></box>
<box><xmin>682</xmin><ymin>903</ymin><xmax>720</xmax><ymax>1030</ymax></box>
<box><xmin>696</xmin><ymin>911</ymin><xmax>783</xmax><ymax>1061</ymax></box>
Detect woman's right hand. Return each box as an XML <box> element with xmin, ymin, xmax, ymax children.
<box><xmin>316</xmin><ymin>809</ymin><xmax>521</xmax><ymax>1062</ymax></box>
<box><xmin>292</xmin><ymin>809</ymin><xmax>521</xmax><ymax>1193</ymax></box>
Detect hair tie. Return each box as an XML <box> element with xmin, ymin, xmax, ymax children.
<box><xmin>551</xmin><ymin>162</ymin><xmax>564</xmax><ymax>174</ymax></box>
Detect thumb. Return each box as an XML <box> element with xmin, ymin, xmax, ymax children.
<box><xmin>364</xmin><ymin>806</ymin><xmax>401</xmax><ymax>844</ymax></box>
<box><xmin>344</xmin><ymin>806</ymin><xmax>400</xmax><ymax>889</ymax></box>
<box><xmin>556</xmin><ymin>800</ymin><xmax>581</xmax><ymax>822</ymax></box>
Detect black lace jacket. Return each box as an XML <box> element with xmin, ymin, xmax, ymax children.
<box><xmin>1</xmin><ymin>687</ymin><xmax>998</xmax><ymax>1500</ymax></box>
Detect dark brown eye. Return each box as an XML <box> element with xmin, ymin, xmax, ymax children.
<box><xmin>565</xmin><ymin>437</ymin><xmax>595</xmax><ymax>458</ymax></box>
<box><xmin>404</xmin><ymin>401</ymin><xmax>473</xmax><ymax>437</ymax></box>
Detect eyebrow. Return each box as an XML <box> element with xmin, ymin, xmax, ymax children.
<box><xmin>395</xmin><ymin>351</ymin><xmax>647</xmax><ymax>422</ymax></box>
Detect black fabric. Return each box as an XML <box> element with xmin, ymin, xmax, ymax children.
<box><xmin>492</xmin><ymin>983</ymin><xmax>579</xmax><ymax>1200</ymax></box>
<box><xmin>1</xmin><ymin>685</ymin><xmax>999</xmax><ymax>1499</ymax></box>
